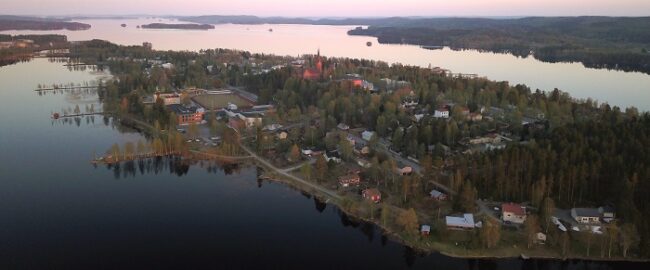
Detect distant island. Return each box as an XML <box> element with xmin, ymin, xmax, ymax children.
<box><xmin>140</xmin><ymin>23</ymin><xmax>215</xmax><ymax>30</ymax></box>
<box><xmin>0</xmin><ymin>16</ymin><xmax>90</xmax><ymax>31</ymax></box>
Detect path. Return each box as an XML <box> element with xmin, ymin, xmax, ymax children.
<box><xmin>239</xmin><ymin>143</ymin><xmax>342</xmax><ymax>201</ymax></box>
<box><xmin>279</xmin><ymin>158</ymin><xmax>316</xmax><ymax>173</ymax></box>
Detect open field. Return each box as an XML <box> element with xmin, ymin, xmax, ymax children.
<box><xmin>192</xmin><ymin>93</ymin><xmax>254</xmax><ymax>110</ymax></box>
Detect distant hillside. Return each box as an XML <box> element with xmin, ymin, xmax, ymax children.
<box><xmin>141</xmin><ymin>23</ymin><xmax>215</xmax><ymax>30</ymax></box>
<box><xmin>0</xmin><ymin>15</ymin><xmax>90</xmax><ymax>31</ymax></box>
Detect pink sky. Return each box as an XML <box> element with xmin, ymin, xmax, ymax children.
<box><xmin>5</xmin><ymin>0</ymin><xmax>650</xmax><ymax>17</ymax></box>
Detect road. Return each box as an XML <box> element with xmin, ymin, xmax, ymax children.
<box><xmin>239</xmin><ymin>143</ymin><xmax>342</xmax><ymax>201</ymax></box>
<box><xmin>280</xmin><ymin>158</ymin><xmax>316</xmax><ymax>173</ymax></box>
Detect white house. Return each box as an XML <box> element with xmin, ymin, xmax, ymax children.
<box><xmin>434</xmin><ymin>108</ymin><xmax>449</xmax><ymax>119</ymax></box>
<box><xmin>571</xmin><ymin>208</ymin><xmax>601</xmax><ymax>224</ymax></box>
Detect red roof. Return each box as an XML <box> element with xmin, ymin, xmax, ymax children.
<box><xmin>303</xmin><ymin>68</ymin><xmax>320</xmax><ymax>80</ymax></box>
<box><xmin>502</xmin><ymin>203</ymin><xmax>526</xmax><ymax>216</ymax></box>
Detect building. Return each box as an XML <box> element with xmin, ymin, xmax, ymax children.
<box><xmin>238</xmin><ymin>112</ymin><xmax>263</xmax><ymax>128</ymax></box>
<box><xmin>337</xmin><ymin>123</ymin><xmax>350</xmax><ymax>131</ymax></box>
<box><xmin>536</xmin><ymin>232</ymin><xmax>547</xmax><ymax>244</ymax></box>
<box><xmin>469</xmin><ymin>133</ymin><xmax>501</xmax><ymax>145</ymax></box>
<box><xmin>155</xmin><ymin>92</ymin><xmax>181</xmax><ymax>105</ymax></box>
<box><xmin>142</xmin><ymin>42</ymin><xmax>153</xmax><ymax>50</ymax></box>
<box><xmin>361</xmin><ymin>131</ymin><xmax>375</xmax><ymax>142</ymax></box>
<box><xmin>395</xmin><ymin>166</ymin><xmax>413</xmax><ymax>176</ymax></box>
<box><xmin>302</xmin><ymin>50</ymin><xmax>323</xmax><ymax>80</ymax></box>
<box><xmin>324</xmin><ymin>151</ymin><xmax>342</xmax><ymax>163</ymax></box>
<box><xmin>429</xmin><ymin>189</ymin><xmax>448</xmax><ymax>201</ymax></box>
<box><xmin>434</xmin><ymin>108</ymin><xmax>449</xmax><ymax>119</ymax></box>
<box><xmin>446</xmin><ymin>214</ymin><xmax>475</xmax><ymax>230</ymax></box>
<box><xmin>167</xmin><ymin>104</ymin><xmax>204</xmax><ymax>125</ymax></box>
<box><xmin>599</xmin><ymin>206</ymin><xmax>616</xmax><ymax>223</ymax></box>
<box><xmin>277</xmin><ymin>131</ymin><xmax>288</xmax><ymax>140</ymax></box>
<box><xmin>571</xmin><ymin>208</ymin><xmax>601</xmax><ymax>224</ymax></box>
<box><xmin>362</xmin><ymin>188</ymin><xmax>381</xmax><ymax>203</ymax></box>
<box><xmin>421</xmin><ymin>225</ymin><xmax>431</xmax><ymax>236</ymax></box>
<box><xmin>338</xmin><ymin>173</ymin><xmax>361</xmax><ymax>188</ymax></box>
<box><xmin>502</xmin><ymin>203</ymin><xmax>527</xmax><ymax>224</ymax></box>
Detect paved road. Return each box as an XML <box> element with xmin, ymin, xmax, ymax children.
<box><xmin>239</xmin><ymin>144</ymin><xmax>342</xmax><ymax>201</ymax></box>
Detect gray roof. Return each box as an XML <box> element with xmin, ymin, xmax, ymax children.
<box><xmin>430</xmin><ymin>189</ymin><xmax>445</xmax><ymax>198</ymax></box>
<box><xmin>446</xmin><ymin>214</ymin><xmax>475</xmax><ymax>228</ymax></box>
<box><xmin>572</xmin><ymin>208</ymin><xmax>601</xmax><ymax>217</ymax></box>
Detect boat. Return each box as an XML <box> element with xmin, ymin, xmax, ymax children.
<box><xmin>421</xmin><ymin>45</ymin><xmax>444</xmax><ymax>50</ymax></box>
<box><xmin>521</xmin><ymin>254</ymin><xmax>530</xmax><ymax>260</ymax></box>
<box><xmin>51</xmin><ymin>112</ymin><xmax>60</xmax><ymax>119</ymax></box>
<box><xmin>121</xmin><ymin>23</ymin><xmax>127</xmax><ymax>27</ymax></box>
<box><xmin>268</xmin><ymin>28</ymin><xmax>273</xmax><ymax>32</ymax></box>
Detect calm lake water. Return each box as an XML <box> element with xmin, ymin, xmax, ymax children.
<box><xmin>4</xmin><ymin>18</ymin><xmax>650</xmax><ymax>111</ymax></box>
<box><xmin>0</xmin><ymin>60</ymin><xmax>647</xmax><ymax>268</ymax></box>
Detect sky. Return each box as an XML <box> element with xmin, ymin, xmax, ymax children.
<box><xmin>3</xmin><ymin>0</ymin><xmax>650</xmax><ymax>17</ymax></box>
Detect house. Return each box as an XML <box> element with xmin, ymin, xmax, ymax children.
<box><xmin>536</xmin><ymin>232</ymin><xmax>547</xmax><ymax>244</ymax></box>
<box><xmin>277</xmin><ymin>131</ymin><xmax>288</xmax><ymax>140</ymax></box>
<box><xmin>362</xmin><ymin>188</ymin><xmax>381</xmax><ymax>203</ymax></box>
<box><xmin>421</xmin><ymin>225</ymin><xmax>431</xmax><ymax>236</ymax></box>
<box><xmin>357</xmin><ymin>158</ymin><xmax>371</xmax><ymax>168</ymax></box>
<box><xmin>324</xmin><ymin>151</ymin><xmax>342</xmax><ymax>163</ymax></box>
<box><xmin>446</xmin><ymin>214</ymin><xmax>475</xmax><ymax>230</ymax></box>
<box><xmin>395</xmin><ymin>166</ymin><xmax>413</xmax><ymax>176</ymax></box>
<box><xmin>502</xmin><ymin>203</ymin><xmax>527</xmax><ymax>224</ymax></box>
<box><xmin>571</xmin><ymin>208</ymin><xmax>601</xmax><ymax>224</ymax></box>
<box><xmin>167</xmin><ymin>104</ymin><xmax>204</xmax><ymax>125</ymax></box>
<box><xmin>599</xmin><ymin>206</ymin><xmax>616</xmax><ymax>223</ymax></box>
<box><xmin>161</xmin><ymin>63</ymin><xmax>174</xmax><ymax>69</ymax></box>
<box><xmin>337</xmin><ymin>123</ymin><xmax>350</xmax><ymax>131</ymax></box>
<box><xmin>429</xmin><ymin>189</ymin><xmax>448</xmax><ymax>201</ymax></box>
<box><xmin>338</xmin><ymin>173</ymin><xmax>361</xmax><ymax>188</ymax></box>
<box><xmin>434</xmin><ymin>108</ymin><xmax>449</xmax><ymax>119</ymax></box>
<box><xmin>361</xmin><ymin>131</ymin><xmax>375</xmax><ymax>142</ymax></box>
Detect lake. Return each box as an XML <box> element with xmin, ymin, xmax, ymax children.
<box><xmin>0</xmin><ymin>60</ymin><xmax>647</xmax><ymax>268</ymax></box>
<box><xmin>4</xmin><ymin>18</ymin><xmax>650</xmax><ymax>111</ymax></box>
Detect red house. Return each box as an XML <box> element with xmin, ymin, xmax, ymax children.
<box><xmin>338</xmin><ymin>173</ymin><xmax>360</xmax><ymax>188</ymax></box>
<box><xmin>362</xmin><ymin>188</ymin><xmax>381</xmax><ymax>203</ymax></box>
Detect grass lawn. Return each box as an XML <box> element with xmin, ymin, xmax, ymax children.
<box><xmin>192</xmin><ymin>94</ymin><xmax>253</xmax><ymax>109</ymax></box>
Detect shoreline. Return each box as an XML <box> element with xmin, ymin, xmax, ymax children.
<box><xmin>239</xmin><ymin>158</ymin><xmax>649</xmax><ymax>263</ymax></box>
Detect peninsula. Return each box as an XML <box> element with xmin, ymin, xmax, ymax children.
<box><xmin>0</xmin><ymin>16</ymin><xmax>90</xmax><ymax>31</ymax></box>
<box><xmin>40</xmin><ymin>37</ymin><xmax>647</xmax><ymax>262</ymax></box>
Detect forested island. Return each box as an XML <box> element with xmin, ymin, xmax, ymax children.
<box><xmin>347</xmin><ymin>17</ymin><xmax>650</xmax><ymax>74</ymax></box>
<box><xmin>0</xmin><ymin>16</ymin><xmax>90</xmax><ymax>31</ymax></box>
<box><xmin>140</xmin><ymin>23</ymin><xmax>215</xmax><ymax>30</ymax></box>
<box><xmin>26</xmin><ymin>36</ymin><xmax>650</xmax><ymax>261</ymax></box>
